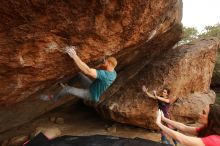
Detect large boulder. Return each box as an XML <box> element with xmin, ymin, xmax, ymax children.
<box><xmin>93</xmin><ymin>38</ymin><xmax>219</xmax><ymax>129</ymax></box>
<box><xmin>0</xmin><ymin>0</ymin><xmax>182</xmax><ymax>105</ymax></box>
<box><xmin>211</xmin><ymin>47</ymin><xmax>220</xmax><ymax>87</ymax></box>
<box><xmin>0</xmin><ymin>0</ymin><xmax>182</xmax><ymax>133</ymax></box>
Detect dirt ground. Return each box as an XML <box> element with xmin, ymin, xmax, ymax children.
<box><xmin>0</xmin><ymin>100</ymin><xmax>178</xmax><ymax>145</ymax></box>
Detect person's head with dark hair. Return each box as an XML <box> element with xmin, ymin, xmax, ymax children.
<box><xmin>198</xmin><ymin>104</ymin><xmax>220</xmax><ymax>137</ymax></box>
<box><xmin>161</xmin><ymin>87</ymin><xmax>171</xmax><ymax>98</ymax></box>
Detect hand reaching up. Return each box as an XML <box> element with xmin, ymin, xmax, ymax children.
<box><xmin>66</xmin><ymin>46</ymin><xmax>77</xmax><ymax>58</ymax></box>
<box><xmin>142</xmin><ymin>85</ymin><xmax>158</xmax><ymax>99</ymax></box>
<box><xmin>142</xmin><ymin>85</ymin><xmax>148</xmax><ymax>93</ymax></box>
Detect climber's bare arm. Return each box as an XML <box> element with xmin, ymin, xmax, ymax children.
<box><xmin>162</xmin><ymin>114</ymin><xmax>198</xmax><ymax>135</ymax></box>
<box><xmin>66</xmin><ymin>47</ymin><xmax>97</xmax><ymax>79</ymax></box>
<box><xmin>155</xmin><ymin>95</ymin><xmax>170</xmax><ymax>103</ymax></box>
<box><xmin>156</xmin><ymin>110</ymin><xmax>204</xmax><ymax>146</ymax></box>
<box><xmin>142</xmin><ymin>85</ymin><xmax>156</xmax><ymax>99</ymax></box>
<box><xmin>146</xmin><ymin>91</ymin><xmax>156</xmax><ymax>99</ymax></box>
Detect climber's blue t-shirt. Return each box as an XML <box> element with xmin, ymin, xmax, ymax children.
<box><xmin>89</xmin><ymin>70</ymin><xmax>117</xmax><ymax>102</ymax></box>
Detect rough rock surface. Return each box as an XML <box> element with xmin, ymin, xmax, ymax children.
<box><xmin>93</xmin><ymin>38</ymin><xmax>219</xmax><ymax>129</ymax></box>
<box><xmin>0</xmin><ymin>0</ymin><xmax>182</xmax><ymax>105</ymax></box>
<box><xmin>211</xmin><ymin>48</ymin><xmax>220</xmax><ymax>87</ymax></box>
<box><xmin>0</xmin><ymin>0</ymin><xmax>182</xmax><ymax>133</ymax></box>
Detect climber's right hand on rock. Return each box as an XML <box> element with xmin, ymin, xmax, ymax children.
<box><xmin>69</xmin><ymin>46</ymin><xmax>77</xmax><ymax>50</ymax></box>
<box><xmin>66</xmin><ymin>46</ymin><xmax>77</xmax><ymax>58</ymax></box>
<box><xmin>65</xmin><ymin>46</ymin><xmax>77</xmax><ymax>53</ymax></box>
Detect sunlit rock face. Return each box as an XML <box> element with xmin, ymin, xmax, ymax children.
<box><xmin>94</xmin><ymin>38</ymin><xmax>219</xmax><ymax>129</ymax></box>
<box><xmin>0</xmin><ymin>0</ymin><xmax>182</xmax><ymax>105</ymax></box>
<box><xmin>0</xmin><ymin>0</ymin><xmax>182</xmax><ymax>132</ymax></box>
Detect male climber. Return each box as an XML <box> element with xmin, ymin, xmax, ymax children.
<box><xmin>40</xmin><ymin>46</ymin><xmax>117</xmax><ymax>103</ymax></box>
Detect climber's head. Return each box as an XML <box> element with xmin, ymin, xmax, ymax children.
<box><xmin>198</xmin><ymin>105</ymin><xmax>210</xmax><ymax>125</ymax></box>
<box><xmin>162</xmin><ymin>88</ymin><xmax>170</xmax><ymax>97</ymax></box>
<box><xmin>198</xmin><ymin>104</ymin><xmax>220</xmax><ymax>137</ymax></box>
<box><xmin>102</xmin><ymin>57</ymin><xmax>117</xmax><ymax>71</ymax></box>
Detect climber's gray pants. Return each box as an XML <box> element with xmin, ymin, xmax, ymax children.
<box><xmin>54</xmin><ymin>73</ymin><xmax>92</xmax><ymax>100</ymax></box>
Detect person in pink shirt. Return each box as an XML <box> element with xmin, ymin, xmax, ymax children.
<box><xmin>156</xmin><ymin>104</ymin><xmax>220</xmax><ymax>146</ymax></box>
